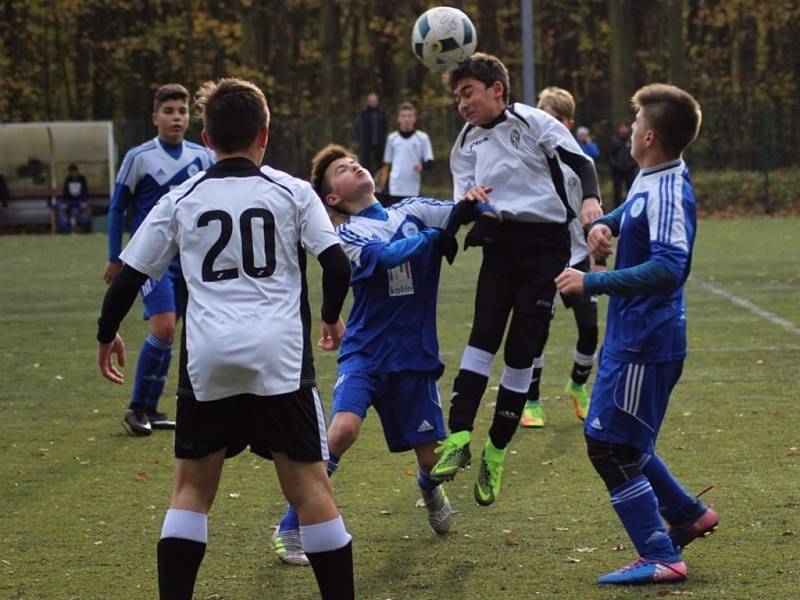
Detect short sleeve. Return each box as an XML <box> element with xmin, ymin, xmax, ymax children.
<box><xmin>298</xmin><ymin>184</ymin><xmax>340</xmax><ymax>257</ymax></box>
<box><xmin>119</xmin><ymin>195</ymin><xmax>178</xmax><ymax>279</ymax></box>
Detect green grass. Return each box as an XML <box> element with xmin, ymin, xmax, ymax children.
<box><xmin>1</xmin><ymin>217</ymin><xmax>799</xmax><ymax>599</ymax></box>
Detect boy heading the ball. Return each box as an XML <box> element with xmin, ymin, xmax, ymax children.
<box><xmin>556</xmin><ymin>83</ymin><xmax>718</xmax><ymax>585</ymax></box>
<box><xmin>96</xmin><ymin>78</ymin><xmax>355</xmax><ymax>599</ymax></box>
<box><xmin>430</xmin><ymin>53</ymin><xmax>602</xmax><ymax>506</ymax></box>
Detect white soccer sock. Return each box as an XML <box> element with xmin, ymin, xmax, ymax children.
<box><xmin>160</xmin><ymin>509</ymin><xmax>208</xmax><ymax>543</ymax></box>
<box><xmin>459</xmin><ymin>346</ymin><xmax>494</xmax><ymax>377</ymax></box>
<box><xmin>300</xmin><ymin>516</ymin><xmax>352</xmax><ymax>553</ymax></box>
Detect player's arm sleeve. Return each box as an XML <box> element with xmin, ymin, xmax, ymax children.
<box><xmin>118</xmin><ymin>196</ymin><xmax>179</xmax><ymax>279</ymax></box>
<box><xmin>107</xmin><ymin>182</ymin><xmax>133</xmax><ymax>261</ymax></box>
<box><xmin>298</xmin><ymin>185</ymin><xmax>342</xmax><ymax>258</ymax></box>
<box><xmin>317</xmin><ymin>244</ymin><xmax>351</xmax><ymax>324</ymax></box>
<box><xmin>383</xmin><ymin>135</ymin><xmax>394</xmax><ymax>164</ymax></box>
<box><xmin>422</xmin><ymin>133</ymin><xmax>435</xmax><ymax>166</ymax></box>
<box><xmin>96</xmin><ymin>264</ymin><xmax>149</xmax><ymax>343</ymax></box>
<box><xmin>406</xmin><ymin>197</ymin><xmax>456</xmax><ymax>229</ymax></box>
<box><xmin>584</xmin><ymin>193</ymin><xmax>689</xmax><ymax>297</ymax></box>
<box><xmin>555</xmin><ymin>145</ymin><xmax>600</xmax><ymax>201</ymax></box>
<box><xmin>375</xmin><ymin>228</ymin><xmax>440</xmax><ymax>269</ymax></box>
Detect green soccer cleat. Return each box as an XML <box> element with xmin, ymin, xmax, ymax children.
<box><xmin>565</xmin><ymin>379</ymin><xmax>590</xmax><ymax>421</ymax></box>
<box><xmin>430</xmin><ymin>431</ymin><xmax>472</xmax><ymax>481</ymax></box>
<box><xmin>520</xmin><ymin>400</ymin><xmax>545</xmax><ymax>428</ymax></box>
<box><xmin>474</xmin><ymin>439</ymin><xmax>506</xmax><ymax>506</ymax></box>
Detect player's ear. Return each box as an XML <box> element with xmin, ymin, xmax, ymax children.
<box><xmin>200</xmin><ymin>130</ymin><xmax>214</xmax><ymax>151</ymax></box>
<box><xmin>257</xmin><ymin>124</ymin><xmax>268</xmax><ymax>149</ymax></box>
<box><xmin>151</xmin><ymin>111</ymin><xmax>159</xmax><ymax>127</ymax></box>
<box><xmin>325</xmin><ymin>193</ymin><xmax>342</xmax><ymax>209</ymax></box>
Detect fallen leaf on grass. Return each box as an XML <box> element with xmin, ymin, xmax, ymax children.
<box><xmin>55</xmin><ymin>375</ymin><xmax>64</xmax><ymax>380</ymax></box>
<box><xmin>564</xmin><ymin>556</ymin><xmax>580</xmax><ymax>563</ymax></box>
<box><xmin>228</xmin><ymin>492</ymin><xmax>240</xmax><ymax>499</ymax></box>
<box><xmin>786</xmin><ymin>447</ymin><xmax>800</xmax><ymax>457</ymax></box>
<box><xmin>541</xmin><ymin>459</ymin><xmax>555</xmax><ymax>466</ymax></box>
<box><xmin>405</xmin><ymin>468</ymin><xmax>417</xmax><ymax>476</ymax></box>
<box><xmin>415</xmin><ymin>498</ymin><xmax>426</xmax><ymax>508</ymax></box>
<box><xmin>575</xmin><ymin>547</ymin><xmax>597</xmax><ymax>553</ymax></box>
<box><xmin>504</xmin><ymin>536</ymin><xmax>520</xmax><ymax>546</ymax></box>
<box><xmin>136</xmin><ymin>470</ymin><xmax>148</xmax><ymax>481</ymax></box>
<box><xmin>781</xmin><ymin>530</ymin><xmax>794</xmax><ymax>536</ymax></box>
<box><xmin>613</xmin><ymin>543</ymin><xmax>626</xmax><ymax>551</ymax></box>
<box><xmin>380</xmin><ymin>510</ymin><xmax>391</xmax><ymax>515</ymax></box>
<box><xmin>657</xmin><ymin>591</ymin><xmax>693</xmax><ymax>596</ymax></box>
<box><xmin>553</xmin><ymin>527</ymin><xmax>569</xmax><ymax>531</ymax></box>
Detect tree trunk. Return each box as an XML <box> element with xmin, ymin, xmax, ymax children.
<box><xmin>608</xmin><ymin>0</ymin><xmax>634</xmax><ymax>126</ymax></box>
<box><xmin>667</xmin><ymin>0</ymin><xmax>687</xmax><ymax>88</ymax></box>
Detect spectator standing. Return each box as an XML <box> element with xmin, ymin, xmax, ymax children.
<box><xmin>354</xmin><ymin>92</ymin><xmax>388</xmax><ymax>175</ymax></box>
<box><xmin>608</xmin><ymin>122</ymin><xmax>638</xmax><ymax>208</ymax></box>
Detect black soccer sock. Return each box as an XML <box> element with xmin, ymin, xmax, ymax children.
<box><xmin>489</xmin><ymin>385</ymin><xmax>528</xmax><ymax>449</ymax></box>
<box><xmin>527</xmin><ymin>356</ymin><xmax>544</xmax><ymax>402</ymax></box>
<box><xmin>306</xmin><ymin>541</ymin><xmax>355</xmax><ymax>600</ymax></box>
<box><xmin>448</xmin><ymin>369</ymin><xmax>488</xmax><ymax>433</ymax></box>
<box><xmin>157</xmin><ymin>537</ymin><xmax>206</xmax><ymax>600</ymax></box>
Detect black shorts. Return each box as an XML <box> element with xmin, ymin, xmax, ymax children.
<box><xmin>476</xmin><ymin>221</ymin><xmax>571</xmax><ymax>317</ymax></box>
<box><xmin>561</xmin><ymin>256</ymin><xmax>597</xmax><ymax>310</ymax></box>
<box><xmin>174</xmin><ymin>386</ymin><xmax>328</xmax><ymax>462</ymax></box>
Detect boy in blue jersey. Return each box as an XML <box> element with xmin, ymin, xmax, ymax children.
<box><xmin>271</xmin><ymin>144</ymin><xmax>470</xmax><ymax>566</ymax></box>
<box><xmin>556</xmin><ymin>84</ymin><xmax>719</xmax><ymax>585</ymax></box>
<box><xmin>103</xmin><ymin>84</ymin><xmax>215</xmax><ymax>436</ymax></box>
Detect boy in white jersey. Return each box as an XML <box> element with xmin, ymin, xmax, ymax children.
<box><xmin>272</xmin><ymin>144</ymin><xmax>465</xmax><ymax>566</ymax></box>
<box><xmin>103</xmin><ymin>83</ymin><xmax>215</xmax><ymax>436</ymax></box>
<box><xmin>430</xmin><ymin>54</ymin><xmax>602</xmax><ymax>507</ymax></box>
<box><xmin>95</xmin><ymin>78</ymin><xmax>355</xmax><ymax>599</ymax></box>
<box><xmin>520</xmin><ymin>86</ymin><xmax>606</xmax><ymax>428</ymax></box>
<box><xmin>378</xmin><ymin>102</ymin><xmax>434</xmax><ymax>204</ymax></box>
<box><xmin>556</xmin><ymin>84</ymin><xmax>718</xmax><ymax>585</ymax></box>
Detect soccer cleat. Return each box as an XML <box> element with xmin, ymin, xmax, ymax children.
<box><xmin>596</xmin><ymin>556</ymin><xmax>687</xmax><ymax>585</ymax></box>
<box><xmin>122</xmin><ymin>409</ymin><xmax>152</xmax><ymax>436</ymax></box>
<box><xmin>272</xmin><ymin>528</ymin><xmax>309</xmax><ymax>566</ymax></box>
<box><xmin>421</xmin><ymin>486</ymin><xmax>452</xmax><ymax>535</ymax></box>
<box><xmin>565</xmin><ymin>379</ymin><xmax>590</xmax><ymax>421</ymax></box>
<box><xmin>473</xmin><ymin>440</ymin><xmax>506</xmax><ymax>506</ymax></box>
<box><xmin>430</xmin><ymin>431</ymin><xmax>471</xmax><ymax>481</ymax></box>
<box><xmin>668</xmin><ymin>505</ymin><xmax>720</xmax><ymax>550</ymax></box>
<box><xmin>520</xmin><ymin>400</ymin><xmax>545</xmax><ymax>428</ymax></box>
<box><xmin>146</xmin><ymin>410</ymin><xmax>176</xmax><ymax>430</ymax></box>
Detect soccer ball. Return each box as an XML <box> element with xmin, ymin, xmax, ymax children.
<box><xmin>411</xmin><ymin>7</ymin><xmax>477</xmax><ymax>73</ymax></box>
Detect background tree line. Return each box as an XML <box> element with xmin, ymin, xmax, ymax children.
<box><xmin>1</xmin><ymin>0</ymin><xmax>798</xmax><ymax>178</ymax></box>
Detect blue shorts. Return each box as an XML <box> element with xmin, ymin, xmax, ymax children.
<box><xmin>584</xmin><ymin>351</ymin><xmax>684</xmax><ymax>454</ymax></box>
<box><xmin>140</xmin><ymin>260</ymin><xmax>186</xmax><ymax>320</ymax></box>
<box><xmin>331</xmin><ymin>370</ymin><xmax>447</xmax><ymax>453</ymax></box>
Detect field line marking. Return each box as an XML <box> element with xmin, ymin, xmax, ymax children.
<box><xmin>690</xmin><ymin>277</ymin><xmax>800</xmax><ymax>336</ymax></box>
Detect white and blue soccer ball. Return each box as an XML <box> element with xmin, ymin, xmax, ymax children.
<box><xmin>411</xmin><ymin>7</ymin><xmax>477</xmax><ymax>73</ymax></box>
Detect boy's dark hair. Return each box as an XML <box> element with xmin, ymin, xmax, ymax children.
<box><xmin>153</xmin><ymin>83</ymin><xmax>189</xmax><ymax>112</ymax></box>
<box><xmin>310</xmin><ymin>144</ymin><xmax>356</xmax><ymax>201</ymax></box>
<box><xmin>631</xmin><ymin>84</ymin><xmax>702</xmax><ymax>158</ymax></box>
<box><xmin>195</xmin><ymin>78</ymin><xmax>269</xmax><ymax>154</ymax></box>
<box><xmin>397</xmin><ymin>101</ymin><xmax>417</xmax><ymax>114</ymax></box>
<box><xmin>444</xmin><ymin>52</ymin><xmax>510</xmax><ymax>103</ymax></box>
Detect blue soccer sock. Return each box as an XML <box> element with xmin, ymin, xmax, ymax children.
<box><xmin>130</xmin><ymin>333</ymin><xmax>171</xmax><ymax>411</ymax></box>
<box><xmin>417</xmin><ymin>469</ymin><xmax>441</xmax><ymax>492</ymax></box>
<box><xmin>145</xmin><ymin>343</ymin><xmax>172</xmax><ymax>412</ymax></box>
<box><xmin>610</xmin><ymin>475</ymin><xmax>677</xmax><ymax>561</ymax></box>
<box><xmin>639</xmin><ymin>452</ymin><xmax>702</xmax><ymax>525</ymax></box>
<box><xmin>279</xmin><ymin>453</ymin><xmax>340</xmax><ymax>533</ymax></box>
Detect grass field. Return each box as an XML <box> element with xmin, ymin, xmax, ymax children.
<box><xmin>1</xmin><ymin>217</ymin><xmax>799</xmax><ymax>599</ymax></box>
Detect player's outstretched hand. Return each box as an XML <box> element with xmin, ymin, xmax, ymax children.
<box><xmin>555</xmin><ymin>268</ymin><xmax>585</xmax><ymax>296</ymax></box>
<box><xmin>98</xmin><ymin>334</ymin><xmax>126</xmax><ymax>384</ymax></box>
<box><xmin>580</xmin><ymin>196</ymin><xmax>603</xmax><ymax>227</ymax></box>
<box><xmin>460</xmin><ymin>185</ymin><xmax>493</xmax><ymax>204</ymax></box>
<box><xmin>318</xmin><ymin>318</ymin><xmax>345</xmax><ymax>351</ymax></box>
<box><xmin>587</xmin><ymin>224</ymin><xmax>613</xmax><ymax>259</ymax></box>
<box><xmin>434</xmin><ymin>228</ymin><xmax>458</xmax><ymax>265</ymax></box>
<box><xmin>103</xmin><ymin>261</ymin><xmax>122</xmax><ymax>285</ymax></box>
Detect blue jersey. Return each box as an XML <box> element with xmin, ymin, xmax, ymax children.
<box><xmin>108</xmin><ymin>137</ymin><xmax>215</xmax><ymax>261</ymax></box>
<box><xmin>336</xmin><ymin>197</ymin><xmax>453</xmax><ymax>374</ymax></box>
<box><xmin>584</xmin><ymin>159</ymin><xmax>696</xmax><ymax>363</ymax></box>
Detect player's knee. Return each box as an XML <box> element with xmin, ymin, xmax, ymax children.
<box><xmin>150</xmin><ymin>320</ymin><xmax>176</xmax><ymax>342</ymax></box>
<box><xmin>585</xmin><ymin>434</ymin><xmax>642</xmax><ymax>491</ymax></box>
<box><xmin>327</xmin><ymin>414</ymin><xmax>361</xmax><ymax>453</ymax></box>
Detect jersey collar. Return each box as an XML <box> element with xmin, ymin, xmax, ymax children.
<box><xmin>478</xmin><ymin>110</ymin><xmax>507</xmax><ymax>130</ymax></box>
<box><xmin>208</xmin><ymin>156</ymin><xmax>259</xmax><ymax>174</ymax></box>
<box><xmin>639</xmin><ymin>158</ymin><xmax>684</xmax><ymax>177</ymax></box>
<box><xmin>356</xmin><ymin>201</ymin><xmax>388</xmax><ymax>221</ymax></box>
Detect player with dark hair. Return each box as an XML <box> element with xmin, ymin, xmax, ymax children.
<box><xmin>556</xmin><ymin>83</ymin><xmax>718</xmax><ymax>585</ymax></box>
<box><xmin>272</xmin><ymin>143</ymin><xmax>465</xmax><ymax>565</ymax></box>
<box><xmin>103</xmin><ymin>83</ymin><xmax>214</xmax><ymax>436</ymax></box>
<box><xmin>429</xmin><ymin>53</ymin><xmax>602</xmax><ymax>507</ymax></box>
<box><xmin>96</xmin><ymin>78</ymin><xmax>355</xmax><ymax>599</ymax></box>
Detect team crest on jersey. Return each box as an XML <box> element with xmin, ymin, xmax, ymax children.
<box><xmin>187</xmin><ymin>163</ymin><xmax>200</xmax><ymax>177</ymax></box>
<box><xmin>510</xmin><ymin>128</ymin><xmax>521</xmax><ymax>149</ymax></box>
<box><xmin>630</xmin><ymin>196</ymin><xmax>646</xmax><ymax>218</ymax></box>
<box><xmin>401</xmin><ymin>221</ymin><xmax>419</xmax><ymax>238</ymax></box>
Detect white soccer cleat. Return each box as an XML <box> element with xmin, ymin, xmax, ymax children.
<box><xmin>421</xmin><ymin>486</ymin><xmax>453</xmax><ymax>535</ymax></box>
<box><xmin>271</xmin><ymin>527</ymin><xmax>309</xmax><ymax>566</ymax></box>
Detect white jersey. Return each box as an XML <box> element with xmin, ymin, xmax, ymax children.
<box><xmin>563</xmin><ymin>164</ymin><xmax>589</xmax><ymax>266</ymax></box>
<box><xmin>383</xmin><ymin>130</ymin><xmax>434</xmax><ymax>196</ymax></box>
<box><xmin>450</xmin><ymin>102</ymin><xmax>587</xmax><ymax>223</ymax></box>
<box><xmin>120</xmin><ymin>158</ymin><xmax>340</xmax><ymax>401</ymax></box>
